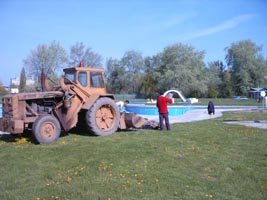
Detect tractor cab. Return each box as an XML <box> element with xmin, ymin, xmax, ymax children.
<box><xmin>62</xmin><ymin>67</ymin><xmax>107</xmax><ymax>95</ymax></box>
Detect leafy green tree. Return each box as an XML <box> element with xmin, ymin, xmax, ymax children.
<box><xmin>156</xmin><ymin>43</ymin><xmax>208</xmax><ymax>97</ymax></box>
<box><xmin>106</xmin><ymin>58</ymin><xmax>127</xmax><ymax>93</ymax></box>
<box><xmin>206</xmin><ymin>61</ymin><xmax>227</xmax><ymax>98</ymax></box>
<box><xmin>207</xmin><ymin>61</ymin><xmax>233</xmax><ymax>98</ymax></box>
<box><xmin>121</xmin><ymin>51</ymin><xmax>145</xmax><ymax>93</ymax></box>
<box><xmin>139</xmin><ymin>56</ymin><xmax>160</xmax><ymax>98</ymax></box>
<box><xmin>106</xmin><ymin>51</ymin><xmax>145</xmax><ymax>94</ymax></box>
<box><xmin>219</xmin><ymin>69</ymin><xmax>233</xmax><ymax>98</ymax></box>
<box><xmin>69</xmin><ymin>42</ymin><xmax>102</xmax><ymax>68</ymax></box>
<box><xmin>19</xmin><ymin>67</ymin><xmax>27</xmax><ymax>92</ymax></box>
<box><xmin>24</xmin><ymin>41</ymin><xmax>68</xmax><ymax>79</ymax></box>
<box><xmin>236</xmin><ymin>69</ymin><xmax>251</xmax><ymax>95</ymax></box>
<box><xmin>225</xmin><ymin>40</ymin><xmax>267</xmax><ymax>95</ymax></box>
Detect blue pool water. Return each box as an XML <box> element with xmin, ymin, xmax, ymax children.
<box><xmin>126</xmin><ymin>104</ymin><xmax>199</xmax><ymax>116</ymax></box>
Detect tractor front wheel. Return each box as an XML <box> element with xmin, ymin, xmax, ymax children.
<box><xmin>32</xmin><ymin>115</ymin><xmax>61</xmax><ymax>144</ymax></box>
<box><xmin>86</xmin><ymin>97</ymin><xmax>120</xmax><ymax>136</ymax></box>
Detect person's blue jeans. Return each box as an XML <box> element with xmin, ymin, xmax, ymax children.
<box><xmin>159</xmin><ymin>113</ymin><xmax>171</xmax><ymax>130</ymax></box>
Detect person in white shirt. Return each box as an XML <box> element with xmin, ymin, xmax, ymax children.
<box><xmin>116</xmin><ymin>100</ymin><xmax>129</xmax><ymax>113</ymax></box>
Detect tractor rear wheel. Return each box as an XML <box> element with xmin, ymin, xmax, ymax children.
<box><xmin>86</xmin><ymin>97</ymin><xmax>120</xmax><ymax>136</ymax></box>
<box><xmin>32</xmin><ymin>115</ymin><xmax>61</xmax><ymax>144</ymax></box>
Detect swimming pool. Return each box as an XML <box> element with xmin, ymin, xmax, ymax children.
<box><xmin>126</xmin><ymin>104</ymin><xmax>199</xmax><ymax>116</ymax></box>
<box><xmin>126</xmin><ymin>103</ymin><xmax>257</xmax><ymax>116</ymax></box>
<box><xmin>0</xmin><ymin>103</ymin><xmax>257</xmax><ymax>118</ymax></box>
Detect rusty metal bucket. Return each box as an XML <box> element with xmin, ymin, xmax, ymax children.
<box><xmin>124</xmin><ymin>113</ymin><xmax>147</xmax><ymax>129</ymax></box>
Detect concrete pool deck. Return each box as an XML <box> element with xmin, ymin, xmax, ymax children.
<box><xmin>140</xmin><ymin>107</ymin><xmax>267</xmax><ymax>130</ymax></box>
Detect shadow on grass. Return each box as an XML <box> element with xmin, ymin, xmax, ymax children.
<box><xmin>68</xmin><ymin>127</ymin><xmax>97</xmax><ymax>137</ymax></box>
<box><xmin>0</xmin><ymin>128</ymin><xmax>138</xmax><ymax>144</ymax></box>
<box><xmin>0</xmin><ymin>134</ymin><xmax>17</xmax><ymax>143</ymax></box>
<box><xmin>0</xmin><ymin>130</ymin><xmax>69</xmax><ymax>144</ymax></box>
<box><xmin>68</xmin><ymin>127</ymin><xmax>139</xmax><ymax>137</ymax></box>
<box><xmin>0</xmin><ymin>129</ymin><xmax>37</xmax><ymax>144</ymax></box>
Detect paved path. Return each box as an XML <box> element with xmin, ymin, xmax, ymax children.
<box><xmin>224</xmin><ymin>121</ymin><xmax>267</xmax><ymax>130</ymax></box>
<box><xmin>140</xmin><ymin>108</ymin><xmax>238</xmax><ymax>123</ymax></box>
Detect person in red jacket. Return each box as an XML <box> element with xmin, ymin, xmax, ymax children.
<box><xmin>156</xmin><ymin>91</ymin><xmax>173</xmax><ymax>130</ymax></box>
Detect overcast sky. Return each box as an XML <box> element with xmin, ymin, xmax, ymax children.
<box><xmin>0</xmin><ymin>0</ymin><xmax>266</xmax><ymax>86</ymax></box>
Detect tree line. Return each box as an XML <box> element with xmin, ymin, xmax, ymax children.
<box><xmin>107</xmin><ymin>40</ymin><xmax>267</xmax><ymax>98</ymax></box>
<box><xmin>9</xmin><ymin>39</ymin><xmax>267</xmax><ymax>97</ymax></box>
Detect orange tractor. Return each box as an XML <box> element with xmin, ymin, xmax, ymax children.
<box><xmin>0</xmin><ymin>65</ymin><xmax>149</xmax><ymax>144</ymax></box>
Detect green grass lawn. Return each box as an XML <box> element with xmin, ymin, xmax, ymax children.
<box><xmin>0</xmin><ymin>110</ymin><xmax>267</xmax><ymax>200</ymax></box>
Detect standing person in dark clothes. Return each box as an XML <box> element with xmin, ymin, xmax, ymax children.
<box><xmin>207</xmin><ymin>101</ymin><xmax>215</xmax><ymax>119</ymax></box>
<box><xmin>156</xmin><ymin>91</ymin><xmax>173</xmax><ymax>130</ymax></box>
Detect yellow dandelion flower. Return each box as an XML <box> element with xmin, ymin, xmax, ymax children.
<box><xmin>205</xmin><ymin>194</ymin><xmax>213</xmax><ymax>198</ymax></box>
<box><xmin>66</xmin><ymin>176</ymin><xmax>72</xmax><ymax>183</ymax></box>
<box><xmin>14</xmin><ymin>137</ymin><xmax>29</xmax><ymax>144</ymax></box>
